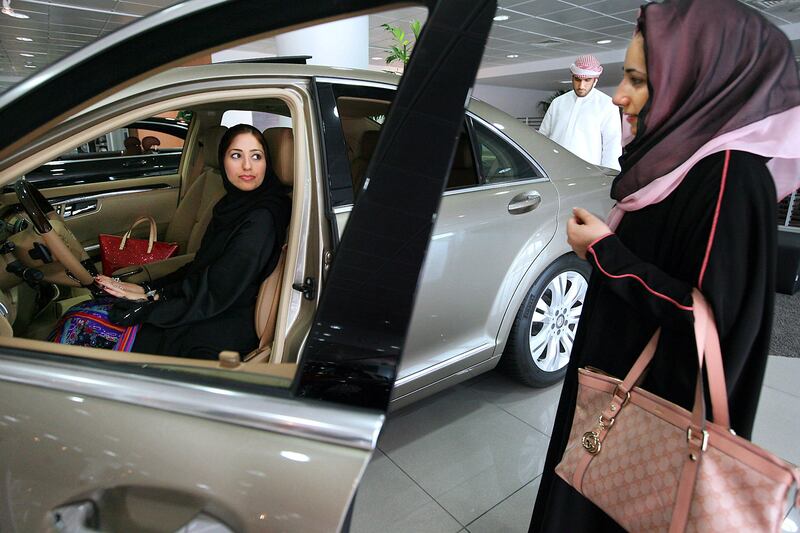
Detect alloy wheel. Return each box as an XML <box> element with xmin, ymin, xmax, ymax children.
<box><xmin>528</xmin><ymin>270</ymin><xmax>588</xmax><ymax>372</ymax></box>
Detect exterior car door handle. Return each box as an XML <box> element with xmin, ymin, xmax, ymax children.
<box><xmin>508</xmin><ymin>191</ymin><xmax>542</xmax><ymax>214</ymax></box>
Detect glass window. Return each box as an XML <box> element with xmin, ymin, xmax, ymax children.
<box><xmin>472</xmin><ymin>120</ymin><xmax>543</xmax><ymax>184</ymax></box>
<box><xmin>26</xmin><ymin>113</ymin><xmax>191</xmax><ymax>190</ymax></box>
<box><xmin>331</xmin><ymin>88</ymin><xmax>479</xmax><ymax>198</ymax></box>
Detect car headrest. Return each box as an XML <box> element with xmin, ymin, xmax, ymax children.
<box><xmin>263</xmin><ymin>127</ymin><xmax>294</xmax><ymax>188</ymax></box>
<box><xmin>202</xmin><ymin>125</ymin><xmax>228</xmax><ymax>169</ymax></box>
<box><xmin>452</xmin><ymin>135</ymin><xmax>473</xmax><ymax>169</ymax></box>
<box><xmin>360</xmin><ymin>130</ymin><xmax>380</xmax><ymax>159</ymax></box>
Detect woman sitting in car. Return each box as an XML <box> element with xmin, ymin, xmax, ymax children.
<box><xmin>51</xmin><ymin>124</ymin><xmax>291</xmax><ymax>359</ymax></box>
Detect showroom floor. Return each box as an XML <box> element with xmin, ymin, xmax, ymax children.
<box><xmin>350</xmin><ymin>354</ymin><xmax>800</xmax><ymax>533</ymax></box>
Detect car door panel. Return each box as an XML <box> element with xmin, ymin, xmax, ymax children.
<box><xmin>0</xmin><ymin>356</ymin><xmax>380</xmax><ymax>532</ymax></box>
<box><xmin>54</xmin><ymin>185</ymin><xmax>179</xmax><ymax>249</ymax></box>
<box><xmin>398</xmin><ymin>178</ymin><xmax>558</xmax><ymax>381</ymax></box>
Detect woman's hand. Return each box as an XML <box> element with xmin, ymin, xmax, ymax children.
<box><xmin>95</xmin><ymin>275</ymin><xmax>146</xmax><ymax>300</ymax></box>
<box><xmin>567</xmin><ymin>207</ymin><xmax>612</xmax><ymax>260</ymax></box>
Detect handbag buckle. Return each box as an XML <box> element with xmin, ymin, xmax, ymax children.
<box><xmin>611</xmin><ymin>385</ymin><xmax>631</xmax><ymax>408</ymax></box>
<box><xmin>686</xmin><ymin>427</ymin><xmax>709</xmax><ymax>452</ymax></box>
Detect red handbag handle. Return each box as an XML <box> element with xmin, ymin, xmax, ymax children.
<box><xmin>119</xmin><ymin>216</ymin><xmax>157</xmax><ymax>254</ymax></box>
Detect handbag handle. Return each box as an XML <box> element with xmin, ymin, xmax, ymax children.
<box><xmin>119</xmin><ymin>216</ymin><xmax>157</xmax><ymax>254</ymax></box>
<box><xmin>613</xmin><ymin>289</ymin><xmax>730</xmax><ymax>428</ymax></box>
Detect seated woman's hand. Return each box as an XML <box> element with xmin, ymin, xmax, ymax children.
<box><xmin>567</xmin><ymin>207</ymin><xmax>612</xmax><ymax>260</ymax></box>
<box><xmin>95</xmin><ymin>275</ymin><xmax>146</xmax><ymax>300</ymax></box>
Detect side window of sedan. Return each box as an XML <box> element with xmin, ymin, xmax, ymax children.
<box><xmin>329</xmin><ymin>83</ymin><xmax>480</xmax><ymax>204</ymax></box>
<box><xmin>26</xmin><ymin>113</ymin><xmax>189</xmax><ymax>189</ymax></box>
<box><xmin>471</xmin><ymin>119</ymin><xmax>543</xmax><ymax>184</ymax></box>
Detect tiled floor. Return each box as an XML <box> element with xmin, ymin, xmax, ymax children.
<box><xmin>350</xmin><ymin>355</ymin><xmax>800</xmax><ymax>533</ymax></box>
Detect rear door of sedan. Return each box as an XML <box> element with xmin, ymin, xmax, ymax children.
<box><xmin>316</xmin><ymin>83</ymin><xmax>558</xmax><ymax>396</ymax></box>
<box><xmin>0</xmin><ymin>0</ymin><xmax>495</xmax><ymax>531</ymax></box>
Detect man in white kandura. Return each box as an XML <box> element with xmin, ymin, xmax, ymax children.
<box><xmin>539</xmin><ymin>54</ymin><xmax>622</xmax><ymax>170</ymax></box>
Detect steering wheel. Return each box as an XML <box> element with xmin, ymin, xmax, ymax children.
<box><xmin>14</xmin><ymin>179</ymin><xmax>95</xmax><ymax>286</ymax></box>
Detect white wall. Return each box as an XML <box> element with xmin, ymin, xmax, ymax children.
<box><xmin>472</xmin><ymin>84</ymin><xmax>556</xmax><ymax>118</ymax></box>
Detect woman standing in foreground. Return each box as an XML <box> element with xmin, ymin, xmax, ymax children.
<box><xmin>529</xmin><ymin>0</ymin><xmax>800</xmax><ymax>530</ymax></box>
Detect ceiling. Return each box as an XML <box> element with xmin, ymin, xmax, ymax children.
<box><xmin>0</xmin><ymin>0</ymin><xmax>799</xmax><ymax>94</ymax></box>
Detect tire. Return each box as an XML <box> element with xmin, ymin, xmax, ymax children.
<box><xmin>501</xmin><ymin>254</ymin><xmax>591</xmax><ymax>387</ymax></box>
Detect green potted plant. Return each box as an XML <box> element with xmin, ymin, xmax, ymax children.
<box><xmin>382</xmin><ymin>20</ymin><xmax>422</xmax><ymax>66</ymax></box>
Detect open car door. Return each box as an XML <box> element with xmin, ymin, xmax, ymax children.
<box><xmin>0</xmin><ymin>0</ymin><xmax>494</xmax><ymax>531</ymax></box>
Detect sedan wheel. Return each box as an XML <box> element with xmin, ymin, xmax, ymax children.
<box><xmin>528</xmin><ymin>271</ymin><xmax>587</xmax><ymax>373</ymax></box>
<box><xmin>501</xmin><ymin>254</ymin><xmax>591</xmax><ymax>387</ymax></box>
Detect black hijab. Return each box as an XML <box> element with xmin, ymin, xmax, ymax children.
<box><xmin>212</xmin><ymin>124</ymin><xmax>290</xmax><ymax>230</ymax></box>
<box><xmin>612</xmin><ymin>0</ymin><xmax>800</xmax><ymax>202</ymax></box>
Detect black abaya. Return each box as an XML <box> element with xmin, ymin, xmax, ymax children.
<box><xmin>132</xmin><ymin>196</ymin><xmax>291</xmax><ymax>359</ymax></box>
<box><xmin>529</xmin><ymin>151</ymin><xmax>777</xmax><ymax>532</ymax></box>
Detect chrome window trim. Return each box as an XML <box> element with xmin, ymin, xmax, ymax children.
<box><xmin>315</xmin><ymin>77</ymin><xmax>397</xmax><ymax>91</ymax></box>
<box><xmin>50</xmin><ymin>186</ymin><xmax>175</xmax><ymax>207</ymax></box>
<box><xmin>467</xmin><ymin>112</ymin><xmax>550</xmax><ymax>181</ymax></box>
<box><xmin>331</xmin><ymin>176</ymin><xmax>550</xmax><ymax>214</ymax></box>
<box><xmin>0</xmin><ymin>354</ymin><xmax>383</xmax><ymax>451</ymax></box>
<box><xmin>41</xmin><ymin>152</ymin><xmax>181</xmax><ymax>166</ymax></box>
<box><xmin>443</xmin><ymin>177</ymin><xmax>550</xmax><ymax>196</ymax></box>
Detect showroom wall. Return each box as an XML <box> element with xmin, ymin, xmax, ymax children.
<box><xmin>472</xmin><ymin>84</ymin><xmax>551</xmax><ymax>119</ymax></box>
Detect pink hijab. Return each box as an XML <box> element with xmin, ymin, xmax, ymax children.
<box><xmin>609</xmin><ymin>0</ymin><xmax>800</xmax><ymax>229</ymax></box>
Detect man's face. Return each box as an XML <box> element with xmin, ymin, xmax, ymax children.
<box><xmin>572</xmin><ymin>75</ymin><xmax>596</xmax><ymax>97</ymax></box>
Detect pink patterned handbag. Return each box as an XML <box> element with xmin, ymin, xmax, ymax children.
<box><xmin>555</xmin><ymin>289</ymin><xmax>800</xmax><ymax>532</ymax></box>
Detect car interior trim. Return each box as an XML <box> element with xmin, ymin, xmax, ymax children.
<box><xmin>50</xmin><ymin>185</ymin><xmax>174</xmax><ymax>206</ymax></box>
<box><xmin>0</xmin><ymin>353</ymin><xmax>384</xmax><ymax>451</ymax></box>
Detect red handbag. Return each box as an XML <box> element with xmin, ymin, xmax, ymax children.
<box><xmin>99</xmin><ymin>216</ymin><xmax>178</xmax><ymax>275</ymax></box>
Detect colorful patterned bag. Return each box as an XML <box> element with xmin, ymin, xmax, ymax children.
<box><xmin>50</xmin><ymin>298</ymin><xmax>139</xmax><ymax>351</ymax></box>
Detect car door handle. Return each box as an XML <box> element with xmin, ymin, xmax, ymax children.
<box><xmin>508</xmin><ymin>191</ymin><xmax>542</xmax><ymax>214</ymax></box>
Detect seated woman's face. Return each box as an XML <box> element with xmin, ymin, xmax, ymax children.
<box><xmin>223</xmin><ymin>132</ymin><xmax>267</xmax><ymax>192</ymax></box>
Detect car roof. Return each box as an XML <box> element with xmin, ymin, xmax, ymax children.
<box><xmin>92</xmin><ymin>63</ymin><xmax>401</xmax><ymax>110</ymax></box>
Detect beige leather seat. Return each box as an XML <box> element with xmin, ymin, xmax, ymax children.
<box><xmin>165</xmin><ymin>125</ymin><xmax>228</xmax><ymax>255</ymax></box>
<box><xmin>350</xmin><ymin>129</ymin><xmax>379</xmax><ymax>195</ymax></box>
<box><xmin>247</xmin><ymin>127</ymin><xmax>294</xmax><ymax>361</ymax></box>
<box><xmin>115</xmin><ymin>125</ymin><xmax>227</xmax><ymax>281</ymax></box>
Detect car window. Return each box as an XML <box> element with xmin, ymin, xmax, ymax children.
<box><xmin>328</xmin><ymin>84</ymin><xmax>479</xmax><ymax>203</ymax></box>
<box><xmin>471</xmin><ymin>119</ymin><xmax>543</xmax><ymax>184</ymax></box>
<box><xmin>26</xmin><ymin>112</ymin><xmax>190</xmax><ymax>190</ymax></box>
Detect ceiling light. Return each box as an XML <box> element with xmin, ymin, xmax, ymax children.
<box><xmin>560</xmin><ymin>80</ymin><xmax>572</xmax><ymax>84</ymax></box>
<box><xmin>24</xmin><ymin>64</ymin><xmax>36</xmax><ymax>68</ymax></box>
<box><xmin>371</xmin><ymin>56</ymin><xmax>382</xmax><ymax>60</ymax></box>
<box><xmin>493</xmin><ymin>14</ymin><xmax>509</xmax><ymax>21</ymax></box>
<box><xmin>15</xmin><ymin>36</ymin><xmax>33</xmax><ymax>42</ymax></box>
<box><xmin>2</xmin><ymin>0</ymin><xmax>28</xmax><ymax>18</ymax></box>
<box><xmin>596</xmin><ymin>39</ymin><xmax>612</xmax><ymax>44</ymax></box>
<box><xmin>506</xmin><ymin>54</ymin><xmax>519</xmax><ymax>58</ymax></box>
<box><xmin>19</xmin><ymin>52</ymin><xmax>34</xmax><ymax>57</ymax></box>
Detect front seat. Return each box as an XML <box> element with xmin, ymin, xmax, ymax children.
<box><xmin>246</xmin><ymin>126</ymin><xmax>294</xmax><ymax>362</ymax></box>
<box><xmin>350</xmin><ymin>129</ymin><xmax>379</xmax><ymax>195</ymax></box>
<box><xmin>115</xmin><ymin>125</ymin><xmax>228</xmax><ymax>282</ymax></box>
